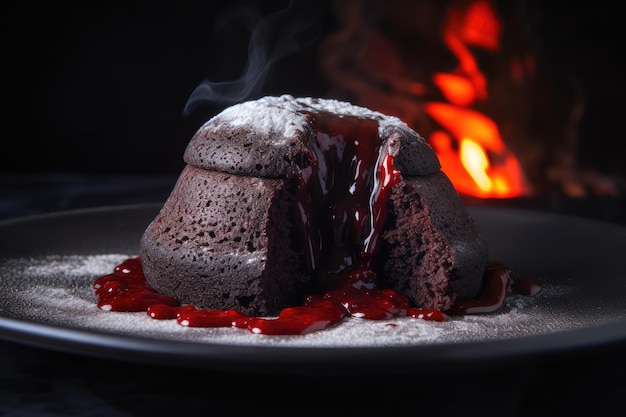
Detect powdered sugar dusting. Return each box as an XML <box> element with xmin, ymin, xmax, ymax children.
<box><xmin>0</xmin><ymin>254</ymin><xmax>613</xmax><ymax>348</ymax></box>
<box><xmin>205</xmin><ymin>95</ymin><xmax>417</xmax><ymax>145</ymax></box>
<box><xmin>290</xmin><ymin>96</ymin><xmax>416</xmax><ymax>138</ymax></box>
<box><xmin>212</xmin><ymin>97</ymin><xmax>308</xmax><ymax>142</ymax></box>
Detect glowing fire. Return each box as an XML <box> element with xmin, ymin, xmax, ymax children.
<box><xmin>426</xmin><ymin>0</ymin><xmax>528</xmax><ymax>198</ymax></box>
<box><xmin>427</xmin><ymin>102</ymin><xmax>526</xmax><ymax>198</ymax></box>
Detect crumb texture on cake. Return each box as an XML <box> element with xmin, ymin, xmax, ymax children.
<box><xmin>381</xmin><ymin>172</ymin><xmax>487</xmax><ymax>310</ymax></box>
<box><xmin>140</xmin><ymin>165</ymin><xmax>307</xmax><ymax>316</ymax></box>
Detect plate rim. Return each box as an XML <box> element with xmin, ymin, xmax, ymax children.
<box><xmin>2</xmin><ymin>313</ymin><xmax>625</xmax><ymax>374</ymax></box>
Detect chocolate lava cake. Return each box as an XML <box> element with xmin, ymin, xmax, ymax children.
<box><xmin>139</xmin><ymin>95</ymin><xmax>488</xmax><ymax>316</ymax></box>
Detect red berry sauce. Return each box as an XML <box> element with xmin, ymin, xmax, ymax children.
<box><xmin>93</xmin><ymin>257</ymin><xmax>446</xmax><ymax>335</ymax></box>
<box><xmin>93</xmin><ymin>111</ymin><xmax>540</xmax><ymax>335</ymax></box>
<box><xmin>93</xmin><ymin>257</ymin><xmax>538</xmax><ymax>335</ymax></box>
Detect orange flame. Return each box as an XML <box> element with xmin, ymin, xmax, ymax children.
<box><xmin>426</xmin><ymin>0</ymin><xmax>528</xmax><ymax>198</ymax></box>
<box><xmin>427</xmin><ymin>105</ymin><xmax>526</xmax><ymax>198</ymax></box>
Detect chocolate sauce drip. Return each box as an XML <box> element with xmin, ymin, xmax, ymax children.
<box><xmin>448</xmin><ymin>262</ymin><xmax>542</xmax><ymax>315</ymax></box>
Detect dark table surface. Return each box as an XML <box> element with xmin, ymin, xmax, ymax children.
<box><xmin>1</xmin><ymin>172</ymin><xmax>625</xmax><ymax>417</ymax></box>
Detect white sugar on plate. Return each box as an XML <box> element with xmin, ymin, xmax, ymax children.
<box><xmin>0</xmin><ymin>254</ymin><xmax>595</xmax><ymax>348</ymax></box>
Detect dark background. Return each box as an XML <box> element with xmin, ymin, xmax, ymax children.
<box><xmin>2</xmin><ymin>0</ymin><xmax>625</xmax><ymax>178</ymax></box>
<box><xmin>1</xmin><ymin>2</ymin><xmax>625</xmax><ymax>415</ymax></box>
<box><xmin>3</xmin><ymin>0</ymin><xmax>332</xmax><ymax>176</ymax></box>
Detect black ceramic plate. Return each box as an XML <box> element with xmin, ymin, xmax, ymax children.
<box><xmin>1</xmin><ymin>204</ymin><xmax>625</xmax><ymax>375</ymax></box>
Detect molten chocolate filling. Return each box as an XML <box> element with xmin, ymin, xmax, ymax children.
<box><xmin>295</xmin><ymin>111</ymin><xmax>400</xmax><ymax>292</ymax></box>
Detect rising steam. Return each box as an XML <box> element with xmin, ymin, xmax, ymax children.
<box><xmin>183</xmin><ymin>1</ymin><xmax>324</xmax><ymax>116</ymax></box>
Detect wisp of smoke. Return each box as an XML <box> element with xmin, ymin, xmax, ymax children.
<box><xmin>183</xmin><ymin>1</ymin><xmax>325</xmax><ymax>116</ymax></box>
